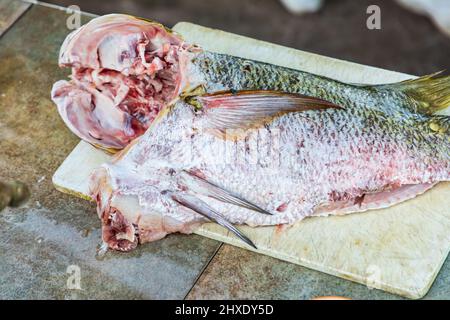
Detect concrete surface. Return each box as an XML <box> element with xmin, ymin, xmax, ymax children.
<box><xmin>0</xmin><ymin>0</ymin><xmax>29</xmax><ymax>36</ymax></box>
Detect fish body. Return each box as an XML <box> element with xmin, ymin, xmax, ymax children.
<box><xmin>51</xmin><ymin>15</ymin><xmax>450</xmax><ymax>251</ymax></box>
<box><xmin>90</xmin><ymin>73</ymin><xmax>449</xmax><ymax>251</ymax></box>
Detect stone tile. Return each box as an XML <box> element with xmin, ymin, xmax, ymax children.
<box><xmin>0</xmin><ymin>0</ymin><xmax>31</xmax><ymax>37</ymax></box>
<box><xmin>0</xmin><ymin>4</ymin><xmax>220</xmax><ymax>299</ymax></box>
<box><xmin>2</xmin><ymin>1</ymin><xmax>450</xmax><ymax>300</ymax></box>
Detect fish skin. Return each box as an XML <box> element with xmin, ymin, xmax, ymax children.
<box><xmin>90</xmin><ymin>92</ymin><xmax>449</xmax><ymax>249</ymax></box>
<box><xmin>190</xmin><ymin>52</ymin><xmax>449</xmax><ymax>168</ymax></box>
<box><xmin>192</xmin><ymin>51</ymin><xmax>418</xmax><ymax>118</ymax></box>
<box><xmin>187</xmin><ymin>53</ymin><xmax>450</xmax><ymax>172</ymax></box>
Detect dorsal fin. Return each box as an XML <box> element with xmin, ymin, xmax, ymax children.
<box><xmin>197</xmin><ymin>90</ymin><xmax>343</xmax><ymax>131</ymax></box>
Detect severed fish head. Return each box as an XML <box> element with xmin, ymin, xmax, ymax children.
<box><xmin>51</xmin><ymin>14</ymin><xmax>200</xmax><ymax>151</ymax></box>
<box><xmin>89</xmin><ymin>164</ymin><xmax>210</xmax><ymax>252</ymax></box>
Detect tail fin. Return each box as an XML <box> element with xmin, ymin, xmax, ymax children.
<box><xmin>375</xmin><ymin>71</ymin><xmax>450</xmax><ymax>115</ymax></box>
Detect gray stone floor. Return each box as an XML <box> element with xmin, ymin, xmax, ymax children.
<box><xmin>0</xmin><ymin>2</ymin><xmax>220</xmax><ymax>299</ymax></box>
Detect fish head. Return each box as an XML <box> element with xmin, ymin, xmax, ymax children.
<box><xmin>52</xmin><ymin>14</ymin><xmax>201</xmax><ymax>150</ymax></box>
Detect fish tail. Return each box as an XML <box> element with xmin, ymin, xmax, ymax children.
<box><xmin>375</xmin><ymin>71</ymin><xmax>450</xmax><ymax>115</ymax></box>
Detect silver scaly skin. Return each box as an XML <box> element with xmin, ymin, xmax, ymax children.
<box><xmin>192</xmin><ymin>51</ymin><xmax>449</xmax><ymax>162</ymax></box>
<box><xmin>90</xmin><ymin>52</ymin><xmax>449</xmax><ymax>251</ymax></box>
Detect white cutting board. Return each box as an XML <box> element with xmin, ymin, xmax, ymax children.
<box><xmin>53</xmin><ymin>22</ymin><xmax>450</xmax><ymax>299</ymax></box>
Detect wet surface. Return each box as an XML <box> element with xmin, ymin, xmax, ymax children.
<box><xmin>0</xmin><ymin>3</ymin><xmax>220</xmax><ymax>299</ymax></box>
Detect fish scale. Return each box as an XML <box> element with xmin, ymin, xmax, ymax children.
<box><xmin>95</xmin><ymin>96</ymin><xmax>448</xmax><ymax>229</ymax></box>
<box><xmin>193</xmin><ymin>51</ymin><xmax>420</xmax><ymax>119</ymax></box>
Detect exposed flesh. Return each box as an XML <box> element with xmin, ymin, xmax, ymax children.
<box><xmin>51</xmin><ymin>14</ymin><xmax>194</xmax><ymax>150</ymax></box>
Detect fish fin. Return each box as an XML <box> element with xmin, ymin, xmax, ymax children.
<box><xmin>197</xmin><ymin>90</ymin><xmax>342</xmax><ymax>130</ymax></box>
<box><xmin>170</xmin><ymin>192</ymin><xmax>257</xmax><ymax>249</ymax></box>
<box><xmin>179</xmin><ymin>170</ymin><xmax>272</xmax><ymax>215</ymax></box>
<box><xmin>373</xmin><ymin>71</ymin><xmax>450</xmax><ymax>115</ymax></box>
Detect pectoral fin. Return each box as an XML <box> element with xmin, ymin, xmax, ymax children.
<box><xmin>170</xmin><ymin>192</ymin><xmax>257</xmax><ymax>249</ymax></box>
<box><xmin>179</xmin><ymin>170</ymin><xmax>272</xmax><ymax>215</ymax></box>
<box><xmin>197</xmin><ymin>90</ymin><xmax>342</xmax><ymax>131</ymax></box>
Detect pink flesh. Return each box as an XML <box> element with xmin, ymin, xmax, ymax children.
<box><xmin>91</xmin><ymin>167</ymin><xmax>203</xmax><ymax>251</ymax></box>
<box><xmin>51</xmin><ymin>14</ymin><xmax>188</xmax><ymax>150</ymax></box>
